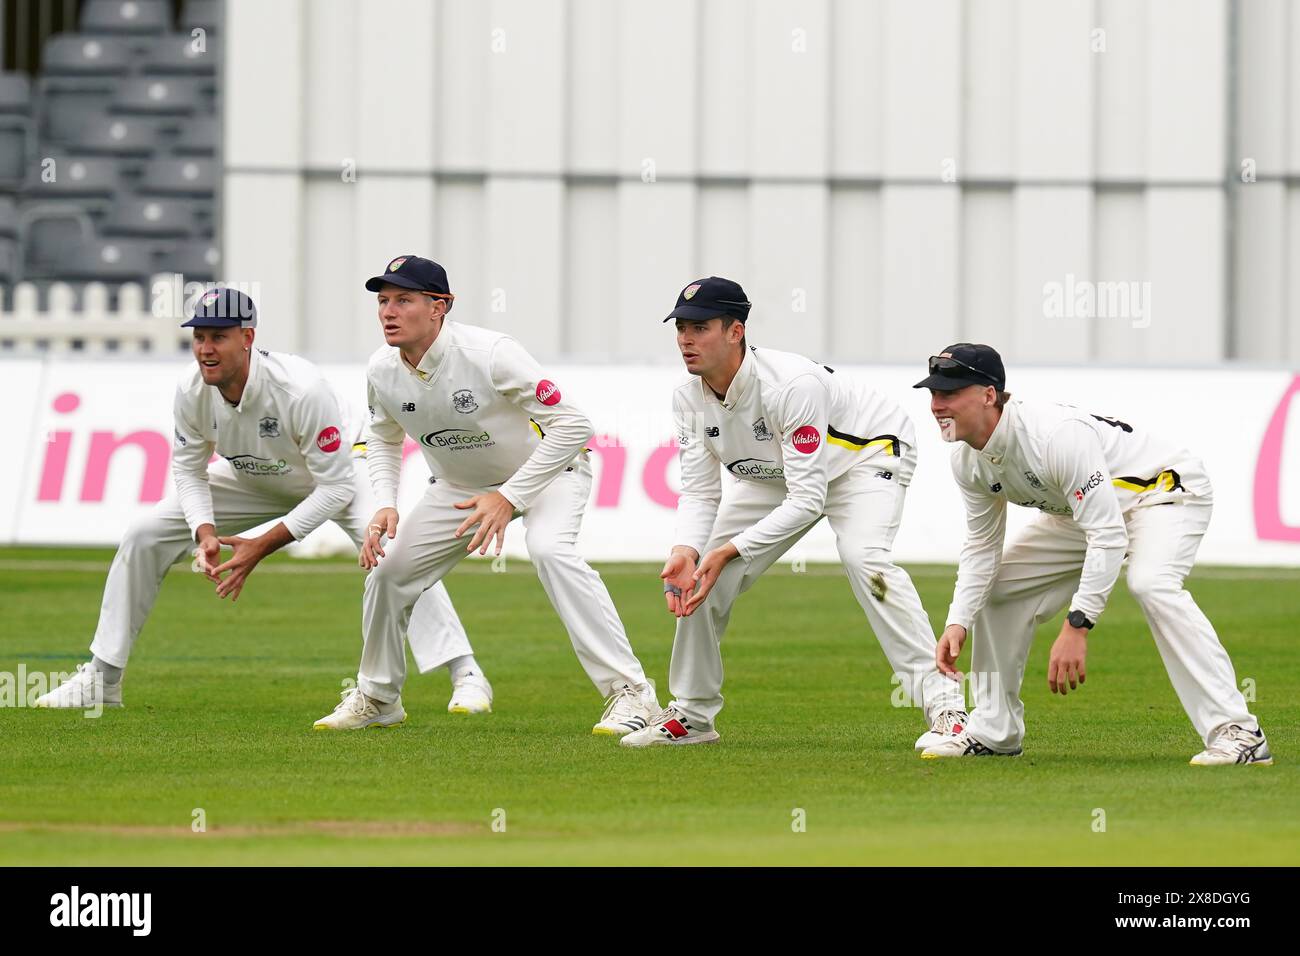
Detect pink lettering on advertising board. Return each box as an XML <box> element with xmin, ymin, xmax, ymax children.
<box><xmin>1253</xmin><ymin>375</ymin><xmax>1300</xmax><ymax>542</ymax></box>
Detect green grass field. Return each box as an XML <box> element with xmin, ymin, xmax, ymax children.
<box><xmin>0</xmin><ymin>546</ymin><xmax>1296</xmax><ymax>866</ymax></box>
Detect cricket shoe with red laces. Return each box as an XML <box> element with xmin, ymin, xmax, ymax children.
<box><xmin>619</xmin><ymin>705</ymin><xmax>720</xmax><ymax>747</ymax></box>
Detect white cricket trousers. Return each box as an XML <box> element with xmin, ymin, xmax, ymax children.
<box><xmin>965</xmin><ymin>497</ymin><xmax>1257</xmax><ymax>752</ymax></box>
<box><xmin>669</xmin><ymin>449</ymin><xmax>965</xmax><ymax>727</ymax></box>
<box><xmin>357</xmin><ymin>455</ymin><xmax>649</xmax><ymax>703</ymax></box>
<box><xmin>89</xmin><ymin>458</ymin><xmax>472</xmax><ymax>672</ymax></box>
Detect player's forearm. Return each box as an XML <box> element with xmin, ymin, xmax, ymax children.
<box><xmin>364</xmin><ymin>437</ymin><xmax>403</xmax><ymax>509</ymax></box>
<box><xmin>174</xmin><ymin>467</ymin><xmax>215</xmax><ymax>537</ymax></box>
<box><xmin>729</xmin><ymin>491</ymin><xmax>824</xmax><ymax>561</ymax></box>
<box><xmin>1069</xmin><ymin>529</ymin><xmax>1127</xmax><ymax>622</ymax></box>
<box><xmin>282</xmin><ymin>481</ymin><xmax>354</xmax><ymax>541</ymax></box>
<box><xmin>674</xmin><ymin>494</ymin><xmax>720</xmax><ymax>558</ymax></box>
<box><xmin>250</xmin><ymin>521</ymin><xmax>296</xmax><ymax>557</ymax></box>
<box><xmin>498</xmin><ymin>421</ymin><xmax>592</xmax><ymax>510</ymax></box>
<box><xmin>945</xmin><ymin>540</ymin><xmax>1003</xmax><ymax>629</ymax></box>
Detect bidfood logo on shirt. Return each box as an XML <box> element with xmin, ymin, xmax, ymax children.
<box><xmin>420</xmin><ymin>429</ymin><xmax>495</xmax><ymax>451</ymax></box>
<box><xmin>727</xmin><ymin>458</ymin><xmax>784</xmax><ymax>481</ymax></box>
<box><xmin>226</xmin><ymin>454</ymin><xmax>293</xmax><ymax>476</ymax></box>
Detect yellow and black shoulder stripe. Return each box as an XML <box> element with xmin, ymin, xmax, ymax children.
<box><xmin>826</xmin><ymin>426</ymin><xmax>900</xmax><ymax>457</ymax></box>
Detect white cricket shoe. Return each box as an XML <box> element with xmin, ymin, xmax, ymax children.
<box><xmin>34</xmin><ymin>663</ymin><xmax>122</xmax><ymax>709</ymax></box>
<box><xmin>914</xmin><ymin>708</ymin><xmax>970</xmax><ymax>751</ymax></box>
<box><xmin>312</xmin><ymin>688</ymin><xmax>406</xmax><ymax>731</ymax></box>
<box><xmin>920</xmin><ymin>730</ymin><xmax>1021</xmax><ymax>759</ymax></box>
<box><xmin>1190</xmin><ymin>723</ymin><xmax>1273</xmax><ymax>766</ymax></box>
<box><xmin>592</xmin><ymin>681</ymin><xmax>660</xmax><ymax>737</ymax></box>
<box><xmin>447</xmin><ymin>671</ymin><xmax>493</xmax><ymax>715</ymax></box>
<box><xmin>619</xmin><ymin>705</ymin><xmax>719</xmax><ymax>748</ymax></box>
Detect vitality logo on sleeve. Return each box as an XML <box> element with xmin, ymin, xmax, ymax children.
<box><xmin>316</xmin><ymin>426</ymin><xmax>342</xmax><ymax>453</ymax></box>
<box><xmin>536</xmin><ymin>380</ymin><xmax>561</xmax><ymax>406</ymax></box>
<box><xmin>791</xmin><ymin>425</ymin><xmax>821</xmax><ymax>454</ymax></box>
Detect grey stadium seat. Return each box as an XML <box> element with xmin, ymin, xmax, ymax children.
<box><xmin>103</xmin><ymin>197</ymin><xmax>195</xmax><ymax>238</ymax></box>
<box><xmin>142</xmin><ymin>33</ymin><xmax>219</xmax><ymax>75</ymax></box>
<box><xmin>42</xmin><ymin>34</ymin><xmax>134</xmax><ymax>76</ymax></box>
<box><xmin>0</xmin><ymin>237</ymin><xmax>18</xmax><ymax>285</ymax></box>
<box><xmin>181</xmin><ymin>0</ymin><xmax>222</xmax><ymax>35</ymax></box>
<box><xmin>139</xmin><ymin>156</ymin><xmax>215</xmax><ymax>196</ymax></box>
<box><xmin>0</xmin><ymin>119</ymin><xmax>29</xmax><ymax>187</ymax></box>
<box><xmin>25</xmin><ymin>237</ymin><xmax>154</xmax><ymax>284</ymax></box>
<box><xmin>0</xmin><ymin>196</ymin><xmax>17</xmax><ymax>237</ymax></box>
<box><xmin>24</xmin><ymin>153</ymin><xmax>120</xmax><ymax>198</ymax></box>
<box><xmin>39</xmin><ymin>83</ymin><xmax>115</xmax><ymax>142</ymax></box>
<box><xmin>22</xmin><ymin>153</ymin><xmax>118</xmax><ymax>198</ymax></box>
<box><xmin>111</xmin><ymin>76</ymin><xmax>207</xmax><ymax>115</ymax></box>
<box><xmin>173</xmin><ymin>117</ymin><xmax>217</xmax><ymax>155</ymax></box>
<box><xmin>0</xmin><ymin>73</ymin><xmax>32</xmax><ymax>113</ymax></box>
<box><xmin>66</xmin><ymin>114</ymin><xmax>162</xmax><ymax>156</ymax></box>
<box><xmin>22</xmin><ymin>209</ymin><xmax>94</xmax><ymax>272</ymax></box>
<box><xmin>154</xmin><ymin>238</ymin><xmax>219</xmax><ymax>281</ymax></box>
<box><xmin>81</xmin><ymin>0</ymin><xmax>171</xmax><ymax>35</ymax></box>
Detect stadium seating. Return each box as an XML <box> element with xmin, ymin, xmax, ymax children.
<box><xmin>1</xmin><ymin>0</ymin><xmax>223</xmax><ymax>291</ymax></box>
<box><xmin>81</xmin><ymin>1</ymin><xmax>172</xmax><ymax>36</ymax></box>
<box><xmin>41</xmin><ymin>35</ymin><xmax>134</xmax><ymax>76</ymax></box>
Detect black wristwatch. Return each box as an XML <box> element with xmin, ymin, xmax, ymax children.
<box><xmin>1067</xmin><ymin>609</ymin><xmax>1094</xmax><ymax>630</ymax></box>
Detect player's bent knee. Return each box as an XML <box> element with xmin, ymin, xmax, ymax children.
<box><xmin>1125</xmin><ymin>567</ymin><xmax>1182</xmax><ymax>604</ymax></box>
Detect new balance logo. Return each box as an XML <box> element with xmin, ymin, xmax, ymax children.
<box><xmin>875</xmin><ymin>470</ymin><xmax>893</xmax><ymax>480</ymax></box>
<box><xmin>401</xmin><ymin>403</ymin><xmax>416</xmax><ymax>412</ymax></box>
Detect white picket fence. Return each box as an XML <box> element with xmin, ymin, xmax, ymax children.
<box><xmin>0</xmin><ymin>279</ymin><xmax>193</xmax><ymax>355</ymax></box>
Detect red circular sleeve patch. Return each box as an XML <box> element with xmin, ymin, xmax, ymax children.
<box><xmin>316</xmin><ymin>426</ymin><xmax>342</xmax><ymax>452</ymax></box>
<box><xmin>791</xmin><ymin>425</ymin><xmax>821</xmax><ymax>454</ymax></box>
<box><xmin>536</xmin><ymin>380</ymin><xmax>561</xmax><ymax>406</ymax></box>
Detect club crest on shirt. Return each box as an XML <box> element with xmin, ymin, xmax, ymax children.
<box><xmin>752</xmin><ymin>417</ymin><xmax>772</xmax><ymax>441</ymax></box>
<box><xmin>1024</xmin><ymin>470</ymin><xmax>1043</xmax><ymax>490</ymax></box>
<box><xmin>451</xmin><ymin>389</ymin><xmax>478</xmax><ymax>414</ymax></box>
<box><xmin>258</xmin><ymin>417</ymin><xmax>279</xmax><ymax>438</ymax></box>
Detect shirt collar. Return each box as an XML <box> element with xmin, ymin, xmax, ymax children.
<box><xmin>979</xmin><ymin>402</ymin><xmax>1013</xmax><ymax>466</ymax></box>
<box><xmin>227</xmin><ymin>345</ymin><xmax>261</xmax><ymax>412</ymax></box>
<box><xmin>700</xmin><ymin>347</ymin><xmax>754</xmax><ymax>411</ymax></box>
<box><xmin>405</xmin><ymin>322</ymin><xmax>452</xmax><ymax>382</ymax></box>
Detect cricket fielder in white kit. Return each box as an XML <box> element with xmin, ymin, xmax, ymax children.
<box><xmin>915</xmin><ymin>343</ymin><xmax>1272</xmax><ymax>765</ymax></box>
<box><xmin>621</xmin><ymin>277</ymin><xmax>967</xmax><ymax>748</ymax></box>
<box><xmin>35</xmin><ymin>288</ymin><xmax>484</xmax><ymax>712</ymax></box>
<box><xmin>313</xmin><ymin>255</ymin><xmax>659</xmax><ymax>734</ymax></box>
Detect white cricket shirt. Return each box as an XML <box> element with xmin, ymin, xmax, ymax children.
<box><xmin>171</xmin><ymin>347</ymin><xmax>356</xmax><ymax>540</ymax></box>
<box><xmin>364</xmin><ymin>320</ymin><xmax>592</xmax><ymax>510</ymax></box>
<box><xmin>946</xmin><ymin>398</ymin><xmax>1212</xmax><ymax>629</ymax></box>
<box><xmin>673</xmin><ymin>345</ymin><xmax>916</xmax><ymax>560</ymax></box>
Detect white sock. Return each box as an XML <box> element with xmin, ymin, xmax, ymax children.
<box><xmin>91</xmin><ymin>656</ymin><xmax>123</xmax><ymax>684</ymax></box>
<box><xmin>447</xmin><ymin>655</ymin><xmax>481</xmax><ymax>683</ymax></box>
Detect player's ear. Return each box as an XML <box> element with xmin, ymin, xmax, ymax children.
<box><xmin>242</xmin><ymin>328</ymin><xmax>255</xmax><ymax>350</ymax></box>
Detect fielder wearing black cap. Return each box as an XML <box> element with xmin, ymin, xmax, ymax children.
<box><xmin>365</xmin><ymin>254</ymin><xmax>455</xmax><ymax>309</ymax></box>
<box><xmin>913</xmin><ymin>343</ymin><xmax>1006</xmax><ymax>392</ymax></box>
<box><xmin>664</xmin><ymin>276</ymin><xmax>752</xmax><ymax>323</ymax></box>
<box><xmin>181</xmin><ymin>287</ymin><xmax>258</xmax><ymax>328</ymax></box>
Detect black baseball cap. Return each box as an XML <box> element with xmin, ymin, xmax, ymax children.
<box><xmin>364</xmin><ymin>254</ymin><xmax>452</xmax><ymax>297</ymax></box>
<box><xmin>181</xmin><ymin>287</ymin><xmax>258</xmax><ymax>328</ymax></box>
<box><xmin>913</xmin><ymin>343</ymin><xmax>1006</xmax><ymax>391</ymax></box>
<box><xmin>664</xmin><ymin>276</ymin><xmax>752</xmax><ymax>323</ymax></box>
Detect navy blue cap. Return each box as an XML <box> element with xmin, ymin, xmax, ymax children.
<box><xmin>664</xmin><ymin>276</ymin><xmax>752</xmax><ymax>323</ymax></box>
<box><xmin>913</xmin><ymin>343</ymin><xmax>1006</xmax><ymax>391</ymax></box>
<box><xmin>181</xmin><ymin>287</ymin><xmax>258</xmax><ymax>328</ymax></box>
<box><xmin>365</xmin><ymin>254</ymin><xmax>452</xmax><ymax>297</ymax></box>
